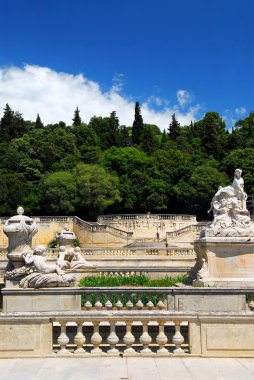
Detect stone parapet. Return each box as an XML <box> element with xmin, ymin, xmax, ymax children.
<box><xmin>0</xmin><ymin>309</ymin><xmax>254</xmax><ymax>357</ymax></box>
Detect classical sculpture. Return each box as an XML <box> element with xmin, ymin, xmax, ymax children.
<box><xmin>57</xmin><ymin>246</ymin><xmax>94</xmax><ymax>270</ymax></box>
<box><xmin>56</xmin><ymin>225</ymin><xmax>77</xmax><ymax>247</ymax></box>
<box><xmin>4</xmin><ymin>207</ymin><xmax>38</xmax><ymax>270</ymax></box>
<box><xmin>5</xmin><ymin>245</ymin><xmax>76</xmax><ymax>288</ymax></box>
<box><xmin>201</xmin><ymin>169</ymin><xmax>254</xmax><ymax>237</ymax></box>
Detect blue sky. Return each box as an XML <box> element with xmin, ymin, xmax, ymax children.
<box><xmin>0</xmin><ymin>0</ymin><xmax>253</xmax><ymax>129</ymax></box>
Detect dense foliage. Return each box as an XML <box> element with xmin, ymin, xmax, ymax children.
<box><xmin>0</xmin><ymin>102</ymin><xmax>254</xmax><ymax>219</ymax></box>
<box><xmin>79</xmin><ymin>274</ymin><xmax>188</xmax><ymax>306</ymax></box>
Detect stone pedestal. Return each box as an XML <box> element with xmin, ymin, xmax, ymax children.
<box><xmin>194</xmin><ymin>237</ymin><xmax>254</xmax><ymax>287</ymax></box>
<box><xmin>2</xmin><ymin>287</ymin><xmax>81</xmax><ymax>312</ymax></box>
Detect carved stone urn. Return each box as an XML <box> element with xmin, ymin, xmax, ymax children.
<box><xmin>4</xmin><ymin>207</ymin><xmax>38</xmax><ymax>269</ymax></box>
<box><xmin>56</xmin><ymin>225</ymin><xmax>76</xmax><ymax>248</ymax></box>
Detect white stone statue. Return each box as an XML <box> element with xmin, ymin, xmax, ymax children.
<box><xmin>57</xmin><ymin>246</ymin><xmax>94</xmax><ymax>270</ymax></box>
<box><xmin>201</xmin><ymin>169</ymin><xmax>254</xmax><ymax>237</ymax></box>
<box><xmin>22</xmin><ymin>245</ymin><xmax>64</xmax><ymax>275</ymax></box>
<box><xmin>5</xmin><ymin>245</ymin><xmax>76</xmax><ymax>288</ymax></box>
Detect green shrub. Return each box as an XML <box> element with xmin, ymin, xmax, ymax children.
<box><xmin>79</xmin><ymin>274</ymin><xmax>188</xmax><ymax>288</ymax></box>
<box><xmin>79</xmin><ymin>274</ymin><xmax>188</xmax><ymax>307</ymax></box>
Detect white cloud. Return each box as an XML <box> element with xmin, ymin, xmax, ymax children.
<box><xmin>177</xmin><ymin>89</ymin><xmax>192</xmax><ymax>107</ymax></box>
<box><xmin>0</xmin><ymin>65</ymin><xmax>200</xmax><ymax>130</ymax></box>
<box><xmin>235</xmin><ymin>107</ymin><xmax>246</xmax><ymax>116</ymax></box>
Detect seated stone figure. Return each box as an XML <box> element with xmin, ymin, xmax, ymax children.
<box><xmin>57</xmin><ymin>246</ymin><xmax>94</xmax><ymax>270</ymax></box>
<box><xmin>22</xmin><ymin>245</ymin><xmax>64</xmax><ymax>275</ymax></box>
<box><xmin>5</xmin><ymin>245</ymin><xmax>76</xmax><ymax>288</ymax></box>
<box><xmin>202</xmin><ymin>169</ymin><xmax>254</xmax><ymax>237</ymax></box>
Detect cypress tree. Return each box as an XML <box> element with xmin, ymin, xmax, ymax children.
<box><xmin>132</xmin><ymin>102</ymin><xmax>144</xmax><ymax>145</ymax></box>
<box><xmin>72</xmin><ymin>107</ymin><xmax>82</xmax><ymax>126</ymax></box>
<box><xmin>168</xmin><ymin>113</ymin><xmax>181</xmax><ymax>140</ymax></box>
<box><xmin>161</xmin><ymin>129</ymin><xmax>168</xmax><ymax>145</ymax></box>
<box><xmin>35</xmin><ymin>114</ymin><xmax>44</xmax><ymax>128</ymax></box>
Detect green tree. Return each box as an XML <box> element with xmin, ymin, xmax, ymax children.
<box><xmin>72</xmin><ymin>107</ymin><xmax>82</xmax><ymax>126</ymax></box>
<box><xmin>35</xmin><ymin>114</ymin><xmax>44</xmax><ymax>129</ymax></box>
<box><xmin>0</xmin><ymin>104</ymin><xmax>27</xmax><ymax>140</ymax></box>
<box><xmin>192</xmin><ymin>112</ymin><xmax>227</xmax><ymax>159</ymax></box>
<box><xmin>221</xmin><ymin>148</ymin><xmax>254</xmax><ymax>193</ymax></box>
<box><xmin>74</xmin><ymin>163</ymin><xmax>121</xmax><ymax>215</ymax></box>
<box><xmin>173</xmin><ymin>165</ymin><xmax>228</xmax><ymax>218</ymax></box>
<box><xmin>141</xmin><ymin>125</ymin><xmax>158</xmax><ymax>153</ymax></box>
<box><xmin>168</xmin><ymin>113</ymin><xmax>181</xmax><ymax>140</ymax></box>
<box><xmin>118</xmin><ymin>125</ymin><xmax>130</xmax><ymax>147</ymax></box>
<box><xmin>132</xmin><ymin>102</ymin><xmax>144</xmax><ymax>145</ymax></box>
<box><xmin>160</xmin><ymin>129</ymin><xmax>168</xmax><ymax>145</ymax></box>
<box><xmin>40</xmin><ymin>171</ymin><xmax>77</xmax><ymax>214</ymax></box>
<box><xmin>0</xmin><ymin>171</ymin><xmax>26</xmax><ymax>215</ymax></box>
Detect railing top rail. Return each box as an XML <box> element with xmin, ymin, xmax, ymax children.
<box><xmin>98</xmin><ymin>213</ymin><xmax>196</xmax><ymax>220</ymax></box>
<box><xmin>0</xmin><ymin>310</ymin><xmax>253</xmax><ymax>321</ymax></box>
<box><xmin>3</xmin><ymin>286</ymin><xmax>254</xmax><ymax>296</ymax></box>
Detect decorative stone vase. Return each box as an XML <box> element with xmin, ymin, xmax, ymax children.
<box><xmin>4</xmin><ymin>207</ymin><xmax>38</xmax><ymax>269</ymax></box>
<box><xmin>56</xmin><ymin>225</ymin><xmax>76</xmax><ymax>248</ymax></box>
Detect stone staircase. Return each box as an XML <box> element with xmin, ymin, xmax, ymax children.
<box><xmin>73</xmin><ymin>216</ymin><xmax>133</xmax><ymax>240</ymax></box>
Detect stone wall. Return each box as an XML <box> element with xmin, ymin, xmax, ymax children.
<box><xmin>98</xmin><ymin>214</ymin><xmax>197</xmax><ymax>240</ymax></box>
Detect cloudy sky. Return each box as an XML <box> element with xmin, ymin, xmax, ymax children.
<box><xmin>0</xmin><ymin>0</ymin><xmax>253</xmax><ymax>129</ymax></box>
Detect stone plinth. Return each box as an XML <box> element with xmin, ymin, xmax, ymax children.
<box><xmin>194</xmin><ymin>237</ymin><xmax>254</xmax><ymax>287</ymax></box>
<box><xmin>2</xmin><ymin>288</ymin><xmax>81</xmax><ymax>312</ymax></box>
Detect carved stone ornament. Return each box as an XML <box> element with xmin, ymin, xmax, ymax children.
<box><xmin>5</xmin><ymin>244</ymin><xmax>76</xmax><ymax>288</ymax></box>
<box><xmin>57</xmin><ymin>246</ymin><xmax>94</xmax><ymax>270</ymax></box>
<box><xmin>200</xmin><ymin>169</ymin><xmax>254</xmax><ymax>237</ymax></box>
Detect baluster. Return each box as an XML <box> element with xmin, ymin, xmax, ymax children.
<box><xmin>156</xmin><ymin>320</ymin><xmax>168</xmax><ymax>355</ymax></box>
<box><xmin>123</xmin><ymin>321</ymin><xmax>136</xmax><ymax>354</ymax></box>
<box><xmin>105</xmin><ymin>299</ymin><xmax>113</xmax><ymax>310</ymax></box>
<box><xmin>91</xmin><ymin>321</ymin><xmax>103</xmax><ymax>354</ymax></box>
<box><xmin>146</xmin><ymin>298</ymin><xmax>154</xmax><ymax>310</ymax></box>
<box><xmin>74</xmin><ymin>322</ymin><xmax>86</xmax><ymax>354</ymax></box>
<box><xmin>126</xmin><ymin>297</ymin><xmax>133</xmax><ymax>310</ymax></box>
<box><xmin>57</xmin><ymin>322</ymin><xmax>71</xmax><ymax>355</ymax></box>
<box><xmin>156</xmin><ymin>300</ymin><xmax>165</xmax><ymax>310</ymax></box>
<box><xmin>84</xmin><ymin>294</ymin><xmax>92</xmax><ymax>309</ymax></box>
<box><xmin>95</xmin><ymin>294</ymin><xmax>102</xmax><ymax>310</ymax></box>
<box><xmin>136</xmin><ymin>299</ymin><xmax>144</xmax><ymax>310</ymax></box>
<box><xmin>140</xmin><ymin>321</ymin><xmax>152</xmax><ymax>354</ymax></box>
<box><xmin>172</xmin><ymin>321</ymin><xmax>185</xmax><ymax>354</ymax></box>
<box><xmin>115</xmin><ymin>299</ymin><xmax>123</xmax><ymax>310</ymax></box>
<box><xmin>107</xmin><ymin>321</ymin><xmax>119</xmax><ymax>355</ymax></box>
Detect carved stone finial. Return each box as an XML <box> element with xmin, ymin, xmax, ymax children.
<box><xmin>17</xmin><ymin>206</ymin><xmax>24</xmax><ymax>215</ymax></box>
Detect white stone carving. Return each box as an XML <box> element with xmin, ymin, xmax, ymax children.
<box><xmin>57</xmin><ymin>246</ymin><xmax>94</xmax><ymax>270</ymax></box>
<box><xmin>5</xmin><ymin>245</ymin><xmax>76</xmax><ymax>288</ymax></box>
<box><xmin>201</xmin><ymin>169</ymin><xmax>254</xmax><ymax>237</ymax></box>
<box><xmin>56</xmin><ymin>225</ymin><xmax>77</xmax><ymax>247</ymax></box>
<box><xmin>4</xmin><ymin>207</ymin><xmax>38</xmax><ymax>269</ymax></box>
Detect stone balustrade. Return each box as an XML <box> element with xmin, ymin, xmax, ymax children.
<box><xmin>1</xmin><ymin>308</ymin><xmax>254</xmax><ymax>357</ymax></box>
<box><xmin>98</xmin><ymin>214</ymin><xmax>196</xmax><ymax>222</ymax></box>
<box><xmin>45</xmin><ymin>247</ymin><xmax>196</xmax><ymax>257</ymax></box>
<box><xmin>53</xmin><ymin>311</ymin><xmax>188</xmax><ymax>356</ymax></box>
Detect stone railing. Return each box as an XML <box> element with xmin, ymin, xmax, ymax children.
<box><xmin>98</xmin><ymin>213</ymin><xmax>196</xmax><ymax>223</ymax></box>
<box><xmin>38</xmin><ymin>216</ymin><xmax>72</xmax><ymax>223</ymax></box>
<box><xmin>166</xmin><ymin>223</ymin><xmax>209</xmax><ymax>238</ymax></box>
<box><xmin>2</xmin><ymin>309</ymin><xmax>254</xmax><ymax>357</ymax></box>
<box><xmin>2</xmin><ymin>287</ymin><xmax>254</xmax><ymax>357</ymax></box>
<box><xmin>53</xmin><ymin>311</ymin><xmax>189</xmax><ymax>355</ymax></box>
<box><xmin>167</xmin><ymin>248</ymin><xmax>196</xmax><ymax>256</ymax></box>
<box><xmin>74</xmin><ymin>216</ymin><xmax>133</xmax><ymax>240</ymax></box>
<box><xmin>45</xmin><ymin>247</ymin><xmax>196</xmax><ymax>257</ymax></box>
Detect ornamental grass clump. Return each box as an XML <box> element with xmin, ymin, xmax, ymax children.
<box><xmin>79</xmin><ymin>274</ymin><xmax>188</xmax><ymax>307</ymax></box>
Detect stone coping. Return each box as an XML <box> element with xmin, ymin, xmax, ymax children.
<box><xmin>2</xmin><ymin>286</ymin><xmax>254</xmax><ymax>296</ymax></box>
<box><xmin>195</xmin><ymin>237</ymin><xmax>254</xmax><ymax>244</ymax></box>
<box><xmin>0</xmin><ymin>309</ymin><xmax>253</xmax><ymax>318</ymax></box>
